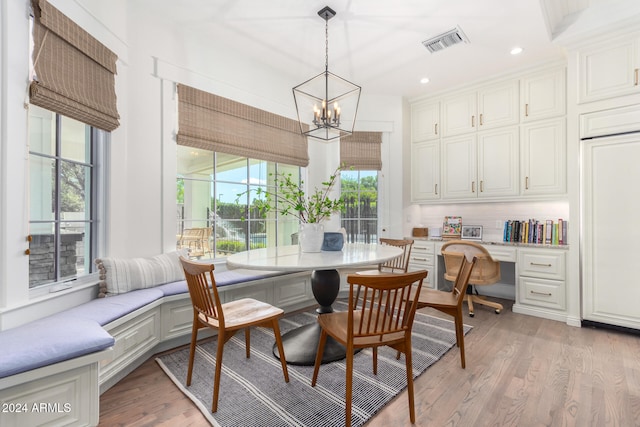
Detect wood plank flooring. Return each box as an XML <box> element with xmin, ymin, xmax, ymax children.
<box><xmin>99</xmin><ymin>300</ymin><xmax>640</xmax><ymax>426</ymax></box>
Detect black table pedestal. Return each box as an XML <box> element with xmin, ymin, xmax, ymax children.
<box><xmin>273</xmin><ymin>268</ymin><xmax>348</xmax><ymax>366</ymax></box>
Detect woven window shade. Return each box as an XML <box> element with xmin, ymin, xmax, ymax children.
<box><xmin>30</xmin><ymin>0</ymin><xmax>119</xmax><ymax>131</ymax></box>
<box><xmin>340</xmin><ymin>131</ymin><xmax>382</xmax><ymax>170</ymax></box>
<box><xmin>177</xmin><ymin>84</ymin><xmax>309</xmax><ymax>167</ymax></box>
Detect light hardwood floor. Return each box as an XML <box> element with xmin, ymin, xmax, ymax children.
<box><xmin>99</xmin><ymin>299</ymin><xmax>640</xmax><ymax>426</ymax></box>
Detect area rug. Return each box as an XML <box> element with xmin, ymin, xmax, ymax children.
<box><xmin>156</xmin><ymin>300</ymin><xmax>472</xmax><ymax>427</ymax></box>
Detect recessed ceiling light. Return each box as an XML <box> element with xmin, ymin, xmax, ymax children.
<box><xmin>420</xmin><ymin>77</ymin><xmax>430</xmax><ymax>84</ymax></box>
<box><xmin>510</xmin><ymin>47</ymin><xmax>523</xmax><ymax>55</ymax></box>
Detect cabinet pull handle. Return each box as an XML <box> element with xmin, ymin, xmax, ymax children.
<box><xmin>471</xmin><ymin>115</ymin><xmax>475</xmax><ymax>127</ymax></box>
<box><xmin>413</xmin><ymin>257</ymin><xmax>428</xmax><ymax>261</ymax></box>
<box><xmin>414</xmin><ymin>246</ymin><xmax>428</xmax><ymax>250</ymax></box>
<box><xmin>525</xmin><ymin>176</ymin><xmax>529</xmax><ymax>190</ymax></box>
<box><xmin>525</xmin><ymin>103</ymin><xmax>529</xmax><ymax>117</ymax></box>
<box><xmin>530</xmin><ymin>290</ymin><xmax>552</xmax><ymax>296</ymax></box>
<box><xmin>530</xmin><ymin>262</ymin><xmax>552</xmax><ymax>267</ymax></box>
<box><xmin>480</xmin><ymin>180</ymin><xmax>484</xmax><ymax>192</ymax></box>
<box><xmin>435</xmin><ymin>123</ymin><xmax>438</xmax><ymax>135</ymax></box>
<box><xmin>479</xmin><ymin>113</ymin><xmax>483</xmax><ymax>126</ymax></box>
<box><xmin>472</xmin><ymin>181</ymin><xmax>476</xmax><ymax>193</ymax></box>
<box><xmin>635</xmin><ymin>68</ymin><xmax>639</xmax><ymax>86</ymax></box>
<box><xmin>435</xmin><ymin>183</ymin><xmax>438</xmax><ymax>195</ymax></box>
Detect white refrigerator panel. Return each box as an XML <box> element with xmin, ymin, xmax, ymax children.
<box><xmin>582</xmin><ymin>133</ymin><xmax>640</xmax><ymax>329</ymax></box>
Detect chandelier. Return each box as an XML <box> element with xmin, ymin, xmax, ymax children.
<box><xmin>293</xmin><ymin>6</ymin><xmax>361</xmax><ymax>141</ymax></box>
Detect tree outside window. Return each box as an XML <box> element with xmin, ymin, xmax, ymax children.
<box><xmin>341</xmin><ymin>170</ymin><xmax>378</xmax><ymax>243</ymax></box>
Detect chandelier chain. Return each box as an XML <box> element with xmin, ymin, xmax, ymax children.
<box><xmin>325</xmin><ymin>18</ymin><xmax>329</xmax><ymax>72</ymax></box>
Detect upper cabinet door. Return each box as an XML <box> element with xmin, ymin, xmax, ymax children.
<box><xmin>578</xmin><ymin>36</ymin><xmax>640</xmax><ymax>104</ymax></box>
<box><xmin>477</xmin><ymin>80</ymin><xmax>519</xmax><ymax>130</ymax></box>
<box><xmin>411</xmin><ymin>141</ymin><xmax>440</xmax><ymax>202</ymax></box>
<box><xmin>521</xmin><ymin>118</ymin><xmax>566</xmax><ymax>196</ymax></box>
<box><xmin>441</xmin><ymin>92</ymin><xmax>477</xmax><ymax>137</ymax></box>
<box><xmin>521</xmin><ymin>67</ymin><xmax>566</xmax><ymax>122</ymax></box>
<box><xmin>411</xmin><ymin>101</ymin><xmax>440</xmax><ymax>141</ymax></box>
<box><xmin>442</xmin><ymin>134</ymin><xmax>477</xmax><ymax>199</ymax></box>
<box><xmin>477</xmin><ymin>127</ymin><xmax>519</xmax><ymax>198</ymax></box>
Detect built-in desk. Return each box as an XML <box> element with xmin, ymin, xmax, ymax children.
<box><xmin>408</xmin><ymin>238</ymin><xmax>570</xmax><ymax>323</ymax></box>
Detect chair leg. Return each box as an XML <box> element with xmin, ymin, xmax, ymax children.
<box><xmin>311</xmin><ymin>329</ymin><xmax>328</xmax><ymax>386</ymax></box>
<box><xmin>455</xmin><ymin>313</ymin><xmax>466</xmax><ymax>369</ymax></box>
<box><xmin>245</xmin><ymin>328</ymin><xmax>250</xmax><ymax>359</ymax></box>
<box><xmin>372</xmin><ymin>347</ymin><xmax>378</xmax><ymax>375</ymax></box>
<box><xmin>211</xmin><ymin>330</ymin><xmax>225</xmax><ymax>413</ymax></box>
<box><xmin>404</xmin><ymin>337</ymin><xmax>416</xmax><ymax>424</ymax></box>
<box><xmin>345</xmin><ymin>344</ymin><xmax>354</xmax><ymax>427</ymax></box>
<box><xmin>466</xmin><ymin>294</ymin><xmax>475</xmax><ymax>317</ymax></box>
<box><xmin>272</xmin><ymin>319</ymin><xmax>289</xmax><ymax>383</ymax></box>
<box><xmin>186</xmin><ymin>317</ymin><xmax>199</xmax><ymax>386</ymax></box>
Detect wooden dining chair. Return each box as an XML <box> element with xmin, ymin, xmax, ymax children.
<box><xmin>356</xmin><ymin>238</ymin><xmax>414</xmax><ymax>275</ymax></box>
<box><xmin>415</xmin><ymin>253</ymin><xmax>477</xmax><ymax>368</ymax></box>
<box><xmin>311</xmin><ymin>269</ymin><xmax>428</xmax><ymax>425</ymax></box>
<box><xmin>179</xmin><ymin>256</ymin><xmax>289</xmax><ymax>412</ymax></box>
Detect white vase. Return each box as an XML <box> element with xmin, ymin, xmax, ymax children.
<box><xmin>299</xmin><ymin>223</ymin><xmax>324</xmax><ymax>253</ymax></box>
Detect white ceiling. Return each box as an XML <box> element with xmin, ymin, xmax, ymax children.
<box><xmin>133</xmin><ymin>0</ymin><xmax>615</xmax><ymax>99</ymax></box>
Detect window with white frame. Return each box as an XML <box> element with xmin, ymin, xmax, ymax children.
<box><xmin>176</xmin><ymin>146</ymin><xmax>300</xmax><ymax>258</ymax></box>
<box><xmin>28</xmin><ymin>105</ymin><xmax>99</xmax><ymax>288</ymax></box>
<box><xmin>340</xmin><ymin>169</ymin><xmax>379</xmax><ymax>243</ymax></box>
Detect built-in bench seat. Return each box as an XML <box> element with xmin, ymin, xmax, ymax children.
<box><xmin>0</xmin><ymin>259</ymin><xmax>313</xmax><ymax>427</ymax></box>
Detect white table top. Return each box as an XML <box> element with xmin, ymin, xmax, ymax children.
<box><xmin>226</xmin><ymin>243</ymin><xmax>403</xmax><ymax>271</ymax></box>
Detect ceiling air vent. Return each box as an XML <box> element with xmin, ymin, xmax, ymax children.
<box><xmin>422</xmin><ymin>26</ymin><xmax>469</xmax><ymax>53</ymax></box>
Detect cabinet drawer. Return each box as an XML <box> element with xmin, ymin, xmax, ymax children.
<box><xmin>411</xmin><ymin>241</ymin><xmax>434</xmax><ymax>255</ymax></box>
<box><xmin>409</xmin><ymin>253</ymin><xmax>434</xmax><ymax>266</ymax></box>
<box><xmin>518</xmin><ymin>277</ymin><xmax>565</xmax><ymax>310</ymax></box>
<box><xmin>486</xmin><ymin>246</ymin><xmax>516</xmax><ymax>262</ymax></box>
<box><xmin>518</xmin><ymin>249</ymin><xmax>565</xmax><ymax>280</ymax></box>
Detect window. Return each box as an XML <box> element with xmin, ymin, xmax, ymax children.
<box><xmin>28</xmin><ymin>105</ymin><xmax>99</xmax><ymax>288</ymax></box>
<box><xmin>177</xmin><ymin>146</ymin><xmax>300</xmax><ymax>258</ymax></box>
<box><xmin>341</xmin><ymin>170</ymin><xmax>379</xmax><ymax>243</ymax></box>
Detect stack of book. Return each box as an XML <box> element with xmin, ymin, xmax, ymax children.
<box><xmin>503</xmin><ymin>219</ymin><xmax>568</xmax><ymax>245</ymax></box>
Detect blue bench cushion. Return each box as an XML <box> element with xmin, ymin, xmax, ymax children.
<box><xmin>156</xmin><ymin>270</ymin><xmax>298</xmax><ymax>297</ymax></box>
<box><xmin>0</xmin><ymin>317</ymin><xmax>114</xmax><ymax>378</ymax></box>
<box><xmin>60</xmin><ymin>288</ymin><xmax>164</xmax><ymax>326</ymax></box>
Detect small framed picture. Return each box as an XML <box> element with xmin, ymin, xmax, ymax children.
<box><xmin>461</xmin><ymin>225</ymin><xmax>483</xmax><ymax>240</ymax></box>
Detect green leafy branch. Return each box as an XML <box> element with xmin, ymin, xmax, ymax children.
<box><xmin>236</xmin><ymin>165</ymin><xmax>346</xmax><ymax>223</ymax></box>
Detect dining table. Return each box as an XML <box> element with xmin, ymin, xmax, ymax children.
<box><xmin>226</xmin><ymin>243</ymin><xmax>403</xmax><ymax>365</ymax></box>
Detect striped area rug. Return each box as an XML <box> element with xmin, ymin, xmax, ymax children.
<box><xmin>156</xmin><ymin>301</ymin><xmax>471</xmax><ymax>427</ymax></box>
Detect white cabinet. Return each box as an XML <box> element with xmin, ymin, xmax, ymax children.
<box><xmin>477</xmin><ymin>127</ymin><xmax>519</xmax><ymax>198</ymax></box>
<box><xmin>521</xmin><ymin>67</ymin><xmax>566</xmax><ymax>122</ymax></box>
<box><xmin>520</xmin><ymin>118</ymin><xmax>566</xmax><ymax>196</ymax></box>
<box><xmin>411</xmin><ymin>141</ymin><xmax>440</xmax><ymax>201</ymax></box>
<box><xmin>442</xmin><ymin>80</ymin><xmax>519</xmax><ymax>137</ymax></box>
<box><xmin>411</xmin><ymin>100</ymin><xmax>440</xmax><ymax>141</ymax></box>
<box><xmin>442</xmin><ymin>127</ymin><xmax>518</xmax><ymax>200</ymax></box>
<box><xmin>408</xmin><ymin>241</ymin><xmax>435</xmax><ymax>289</ymax></box>
<box><xmin>442</xmin><ymin>92</ymin><xmax>477</xmax><ymax>136</ymax></box>
<box><xmin>442</xmin><ymin>134</ymin><xmax>476</xmax><ymax>198</ymax></box>
<box><xmin>478</xmin><ymin>80</ymin><xmax>520</xmax><ymax>129</ymax></box>
<box><xmin>517</xmin><ymin>249</ymin><xmax>566</xmax><ymax>311</ymax></box>
<box><xmin>578</xmin><ymin>34</ymin><xmax>640</xmax><ymax>104</ymax></box>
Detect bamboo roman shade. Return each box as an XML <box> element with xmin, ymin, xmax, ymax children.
<box><xmin>30</xmin><ymin>0</ymin><xmax>119</xmax><ymax>131</ymax></box>
<box><xmin>340</xmin><ymin>131</ymin><xmax>382</xmax><ymax>170</ymax></box>
<box><xmin>177</xmin><ymin>84</ymin><xmax>309</xmax><ymax>167</ymax></box>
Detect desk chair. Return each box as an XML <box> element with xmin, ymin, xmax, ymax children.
<box><xmin>312</xmin><ymin>270</ymin><xmax>428</xmax><ymax>425</ymax></box>
<box><xmin>179</xmin><ymin>257</ymin><xmax>289</xmax><ymax>412</ymax></box>
<box><xmin>441</xmin><ymin>240</ymin><xmax>502</xmax><ymax>317</ymax></box>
